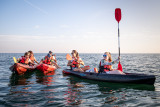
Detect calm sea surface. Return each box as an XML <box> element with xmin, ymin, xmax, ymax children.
<box><xmin>0</xmin><ymin>53</ymin><xmax>160</xmax><ymax>107</ymax></box>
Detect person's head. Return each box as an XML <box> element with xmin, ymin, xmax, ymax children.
<box><xmin>49</xmin><ymin>51</ymin><xmax>53</xmax><ymax>55</ymax></box>
<box><xmin>24</xmin><ymin>52</ymin><xmax>30</xmax><ymax>58</ymax></box>
<box><xmin>71</xmin><ymin>50</ymin><xmax>79</xmax><ymax>58</ymax></box>
<box><xmin>28</xmin><ymin>50</ymin><xmax>33</xmax><ymax>57</ymax></box>
<box><xmin>103</xmin><ymin>52</ymin><xmax>112</xmax><ymax>61</ymax></box>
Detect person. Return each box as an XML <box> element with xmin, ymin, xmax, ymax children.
<box><xmin>40</xmin><ymin>53</ymin><xmax>52</xmax><ymax>65</ymax></box>
<box><xmin>40</xmin><ymin>51</ymin><xmax>60</xmax><ymax>68</ymax></box>
<box><xmin>19</xmin><ymin>52</ymin><xmax>35</xmax><ymax>65</ymax></box>
<box><xmin>99</xmin><ymin>52</ymin><xmax>125</xmax><ymax>74</ymax></box>
<box><xmin>28</xmin><ymin>50</ymin><xmax>39</xmax><ymax>64</ymax></box>
<box><xmin>50</xmin><ymin>52</ymin><xmax>57</xmax><ymax>63</ymax></box>
<box><xmin>67</xmin><ymin>50</ymin><xmax>90</xmax><ymax>72</ymax></box>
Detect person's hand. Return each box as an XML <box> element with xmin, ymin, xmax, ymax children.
<box><xmin>118</xmin><ymin>56</ymin><xmax>121</xmax><ymax>60</ymax></box>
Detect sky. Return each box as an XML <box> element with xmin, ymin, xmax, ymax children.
<box><xmin>0</xmin><ymin>0</ymin><xmax>160</xmax><ymax>53</ymax></box>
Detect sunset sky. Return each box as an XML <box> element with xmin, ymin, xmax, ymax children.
<box><xmin>0</xmin><ymin>0</ymin><xmax>160</xmax><ymax>53</ymax></box>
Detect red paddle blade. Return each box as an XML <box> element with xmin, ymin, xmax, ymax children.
<box><xmin>115</xmin><ymin>8</ymin><xmax>121</xmax><ymax>23</ymax></box>
<box><xmin>117</xmin><ymin>61</ymin><xmax>123</xmax><ymax>72</ymax></box>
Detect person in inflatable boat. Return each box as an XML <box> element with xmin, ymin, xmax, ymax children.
<box><xmin>19</xmin><ymin>52</ymin><xmax>35</xmax><ymax>65</ymax></box>
<box><xmin>99</xmin><ymin>52</ymin><xmax>125</xmax><ymax>74</ymax></box>
<box><xmin>28</xmin><ymin>50</ymin><xmax>39</xmax><ymax>64</ymax></box>
<box><xmin>40</xmin><ymin>51</ymin><xmax>60</xmax><ymax>68</ymax></box>
<box><xmin>67</xmin><ymin>50</ymin><xmax>98</xmax><ymax>73</ymax></box>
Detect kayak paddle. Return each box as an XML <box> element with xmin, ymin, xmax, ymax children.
<box><xmin>66</xmin><ymin>54</ymin><xmax>72</xmax><ymax>60</ymax></box>
<box><xmin>13</xmin><ymin>57</ymin><xmax>17</xmax><ymax>63</ymax></box>
<box><xmin>115</xmin><ymin>8</ymin><xmax>123</xmax><ymax>72</ymax></box>
<box><xmin>9</xmin><ymin>57</ymin><xmax>17</xmax><ymax>71</ymax></box>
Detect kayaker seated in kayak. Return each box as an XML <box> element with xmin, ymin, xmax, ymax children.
<box><xmin>18</xmin><ymin>52</ymin><xmax>35</xmax><ymax>65</ymax></box>
<box><xmin>67</xmin><ymin>50</ymin><xmax>90</xmax><ymax>72</ymax></box>
<box><xmin>40</xmin><ymin>54</ymin><xmax>51</xmax><ymax>64</ymax></box>
<box><xmin>28</xmin><ymin>50</ymin><xmax>39</xmax><ymax>64</ymax></box>
<box><xmin>99</xmin><ymin>52</ymin><xmax>125</xmax><ymax>74</ymax></box>
<box><xmin>50</xmin><ymin>51</ymin><xmax>57</xmax><ymax>63</ymax></box>
<box><xmin>50</xmin><ymin>52</ymin><xmax>60</xmax><ymax>68</ymax></box>
<box><xmin>40</xmin><ymin>51</ymin><xmax>60</xmax><ymax>68</ymax></box>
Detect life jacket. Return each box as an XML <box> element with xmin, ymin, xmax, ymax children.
<box><xmin>103</xmin><ymin>65</ymin><xmax>112</xmax><ymax>72</ymax></box>
<box><xmin>71</xmin><ymin>57</ymin><xmax>79</xmax><ymax>68</ymax></box>
<box><xmin>99</xmin><ymin>59</ymin><xmax>112</xmax><ymax>72</ymax></box>
<box><xmin>43</xmin><ymin>56</ymin><xmax>51</xmax><ymax>65</ymax></box>
<box><xmin>19</xmin><ymin>56</ymin><xmax>25</xmax><ymax>64</ymax></box>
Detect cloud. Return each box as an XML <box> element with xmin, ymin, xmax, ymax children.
<box><xmin>24</xmin><ymin>0</ymin><xmax>48</xmax><ymax>15</ymax></box>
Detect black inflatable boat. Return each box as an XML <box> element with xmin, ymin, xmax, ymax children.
<box><xmin>62</xmin><ymin>69</ymin><xmax>156</xmax><ymax>85</ymax></box>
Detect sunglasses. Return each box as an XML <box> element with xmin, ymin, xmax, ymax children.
<box><xmin>103</xmin><ymin>54</ymin><xmax>107</xmax><ymax>57</ymax></box>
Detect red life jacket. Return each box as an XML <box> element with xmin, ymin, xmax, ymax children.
<box><xmin>20</xmin><ymin>56</ymin><xmax>25</xmax><ymax>64</ymax></box>
<box><xmin>43</xmin><ymin>56</ymin><xmax>51</xmax><ymax>64</ymax></box>
<box><xmin>71</xmin><ymin>57</ymin><xmax>79</xmax><ymax>68</ymax></box>
<box><xmin>103</xmin><ymin>65</ymin><xmax>111</xmax><ymax>72</ymax></box>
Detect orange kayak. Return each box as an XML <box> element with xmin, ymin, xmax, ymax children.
<box><xmin>36</xmin><ymin>64</ymin><xmax>57</xmax><ymax>74</ymax></box>
<box><xmin>10</xmin><ymin>63</ymin><xmax>37</xmax><ymax>75</ymax></box>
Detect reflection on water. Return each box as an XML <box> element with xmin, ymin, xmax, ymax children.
<box><xmin>64</xmin><ymin>77</ymin><xmax>84</xmax><ymax>106</ymax></box>
<box><xmin>9</xmin><ymin>71</ymin><xmax>34</xmax><ymax>86</ymax></box>
<box><xmin>7</xmin><ymin>70</ymin><xmax>57</xmax><ymax>106</ymax></box>
<box><xmin>63</xmin><ymin>75</ymin><xmax>156</xmax><ymax>106</ymax></box>
<box><xmin>35</xmin><ymin>70</ymin><xmax>55</xmax><ymax>86</ymax></box>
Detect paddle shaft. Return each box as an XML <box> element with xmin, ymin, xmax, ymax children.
<box><xmin>118</xmin><ymin>23</ymin><xmax>120</xmax><ymax>57</ymax></box>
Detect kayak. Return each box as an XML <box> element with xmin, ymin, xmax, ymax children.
<box><xmin>10</xmin><ymin>63</ymin><xmax>37</xmax><ymax>75</ymax></box>
<box><xmin>62</xmin><ymin>69</ymin><xmax>156</xmax><ymax>85</ymax></box>
<box><xmin>36</xmin><ymin>64</ymin><xmax>57</xmax><ymax>74</ymax></box>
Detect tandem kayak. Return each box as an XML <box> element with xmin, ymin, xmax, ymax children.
<box><xmin>62</xmin><ymin>69</ymin><xmax>156</xmax><ymax>85</ymax></box>
<box><xmin>36</xmin><ymin>64</ymin><xmax>57</xmax><ymax>74</ymax></box>
<box><xmin>10</xmin><ymin>63</ymin><xmax>37</xmax><ymax>75</ymax></box>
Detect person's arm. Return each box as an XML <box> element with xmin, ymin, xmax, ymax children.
<box><xmin>28</xmin><ymin>59</ymin><xmax>35</xmax><ymax>65</ymax></box>
<box><xmin>67</xmin><ymin>60</ymin><xmax>73</xmax><ymax>66</ymax></box>
<box><xmin>52</xmin><ymin>56</ymin><xmax>57</xmax><ymax>63</ymax></box>
<box><xmin>34</xmin><ymin>57</ymin><xmax>39</xmax><ymax>64</ymax></box>
<box><xmin>78</xmin><ymin>58</ymin><xmax>84</xmax><ymax>66</ymax></box>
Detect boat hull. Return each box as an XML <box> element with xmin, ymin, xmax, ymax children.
<box><xmin>63</xmin><ymin>69</ymin><xmax>156</xmax><ymax>85</ymax></box>
<box><xmin>36</xmin><ymin>64</ymin><xmax>56</xmax><ymax>74</ymax></box>
<box><xmin>10</xmin><ymin>63</ymin><xmax>36</xmax><ymax>75</ymax></box>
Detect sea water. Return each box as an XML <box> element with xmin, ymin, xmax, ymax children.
<box><xmin>0</xmin><ymin>53</ymin><xmax>160</xmax><ymax>106</ymax></box>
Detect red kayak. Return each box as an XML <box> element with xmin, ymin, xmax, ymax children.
<box><xmin>36</xmin><ymin>64</ymin><xmax>57</xmax><ymax>74</ymax></box>
<box><xmin>10</xmin><ymin>63</ymin><xmax>37</xmax><ymax>75</ymax></box>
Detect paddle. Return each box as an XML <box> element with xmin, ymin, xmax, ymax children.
<box><xmin>115</xmin><ymin>8</ymin><xmax>123</xmax><ymax>72</ymax></box>
<box><xmin>9</xmin><ymin>57</ymin><xmax>17</xmax><ymax>71</ymax></box>
<box><xmin>66</xmin><ymin>54</ymin><xmax>72</xmax><ymax>60</ymax></box>
<box><xmin>13</xmin><ymin>57</ymin><xmax>17</xmax><ymax>63</ymax></box>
